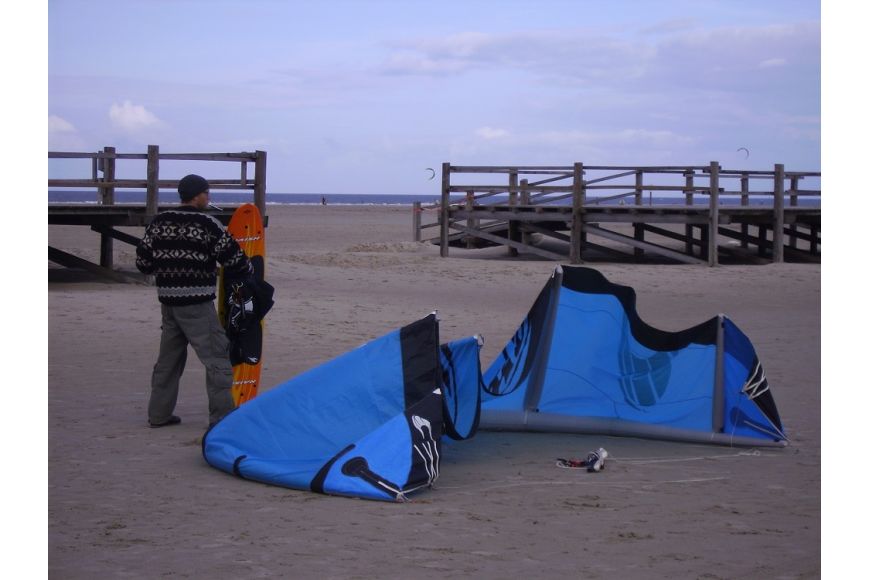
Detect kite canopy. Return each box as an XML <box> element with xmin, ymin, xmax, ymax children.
<box><xmin>480</xmin><ymin>266</ymin><xmax>786</xmax><ymax>447</ymax></box>
<box><xmin>440</xmin><ymin>335</ymin><xmax>484</xmax><ymax>441</ymax></box>
<box><xmin>203</xmin><ymin>313</ymin><xmax>455</xmax><ymax>501</ymax></box>
<box><xmin>203</xmin><ymin>267</ymin><xmax>786</xmax><ymax>502</ymax></box>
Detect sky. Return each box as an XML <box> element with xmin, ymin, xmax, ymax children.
<box><xmin>46</xmin><ymin>0</ymin><xmax>821</xmax><ymax>195</ymax></box>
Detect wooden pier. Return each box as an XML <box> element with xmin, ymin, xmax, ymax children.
<box><xmin>413</xmin><ymin>163</ymin><xmax>820</xmax><ymax>266</ymax></box>
<box><xmin>49</xmin><ymin>146</ymin><xmax>267</xmax><ymax>281</ymax></box>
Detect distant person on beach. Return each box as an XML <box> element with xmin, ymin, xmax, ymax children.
<box><xmin>321</xmin><ymin>196</ymin><xmax>327</xmax><ymax>206</ymax></box>
<box><xmin>136</xmin><ymin>174</ymin><xmax>253</xmax><ymax>429</ymax></box>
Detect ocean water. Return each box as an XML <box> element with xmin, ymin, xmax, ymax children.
<box><xmin>48</xmin><ymin>190</ymin><xmax>429</xmax><ymax>206</ymax></box>
<box><xmin>48</xmin><ymin>190</ymin><xmax>820</xmax><ymax>208</ymax></box>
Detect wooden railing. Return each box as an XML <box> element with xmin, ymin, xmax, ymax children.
<box><xmin>48</xmin><ymin>145</ymin><xmax>268</xmax><ymax>217</ymax></box>
<box><xmin>415</xmin><ymin>162</ymin><xmax>820</xmax><ymax>265</ymax></box>
<box><xmin>48</xmin><ymin>146</ymin><xmax>268</xmax><ymax>277</ymax></box>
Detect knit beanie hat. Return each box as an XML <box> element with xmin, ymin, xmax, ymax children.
<box><xmin>178</xmin><ymin>174</ymin><xmax>209</xmax><ymax>201</ymax></box>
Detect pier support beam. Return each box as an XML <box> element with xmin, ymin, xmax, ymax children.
<box><xmin>773</xmin><ymin>164</ymin><xmax>785</xmax><ymax>263</ymax></box>
<box><xmin>684</xmin><ymin>170</ymin><xmax>694</xmax><ymax>255</ymax></box>
<box><xmin>740</xmin><ymin>173</ymin><xmax>750</xmax><ymax>248</ymax></box>
<box><xmin>507</xmin><ymin>171</ymin><xmax>519</xmax><ymax>256</ymax></box>
<box><xmin>633</xmin><ymin>170</ymin><xmax>644</xmax><ymax>259</ymax></box>
<box><xmin>254</xmin><ymin>150</ymin><xmax>268</xmax><ymax>217</ymax></box>
<box><xmin>99</xmin><ymin>146</ymin><xmax>116</xmax><ymax>269</ymax></box>
<box><xmin>570</xmin><ymin>162</ymin><xmax>584</xmax><ymax>264</ymax></box>
<box><xmin>412</xmin><ymin>202</ymin><xmax>422</xmax><ymax>242</ymax></box>
<box><xmin>440</xmin><ymin>163</ymin><xmax>451</xmax><ymax>258</ymax></box>
<box><xmin>146</xmin><ymin>145</ymin><xmax>159</xmax><ymax>218</ymax></box>
<box><xmin>707</xmin><ymin>161</ymin><xmax>720</xmax><ymax>267</ymax></box>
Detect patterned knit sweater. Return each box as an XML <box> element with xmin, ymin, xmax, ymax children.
<box><xmin>136</xmin><ymin>206</ymin><xmax>252</xmax><ymax>306</ymax></box>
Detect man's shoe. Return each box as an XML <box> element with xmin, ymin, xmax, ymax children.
<box><xmin>149</xmin><ymin>415</ymin><xmax>181</xmax><ymax>428</ymax></box>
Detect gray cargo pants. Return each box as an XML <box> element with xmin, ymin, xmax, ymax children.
<box><xmin>149</xmin><ymin>301</ymin><xmax>235</xmax><ymax>426</ymax></box>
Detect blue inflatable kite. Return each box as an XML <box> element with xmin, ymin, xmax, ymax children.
<box><xmin>202</xmin><ymin>267</ymin><xmax>786</xmax><ymax>501</ymax></box>
<box><xmin>480</xmin><ymin>267</ymin><xmax>785</xmax><ymax>446</ymax></box>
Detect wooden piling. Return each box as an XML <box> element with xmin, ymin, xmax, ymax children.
<box><xmin>740</xmin><ymin>172</ymin><xmax>750</xmax><ymax>248</ymax></box>
<box><xmin>788</xmin><ymin>174</ymin><xmax>799</xmax><ymax>248</ymax></box>
<box><xmin>254</xmin><ymin>150</ymin><xmax>267</xmax><ymax>216</ymax></box>
<box><xmin>634</xmin><ymin>170</ymin><xmax>644</xmax><ymax>259</ymax></box>
<box><xmin>99</xmin><ymin>147</ymin><xmax>116</xmax><ymax>268</ymax></box>
<box><xmin>146</xmin><ymin>145</ymin><xmax>159</xmax><ymax>217</ymax></box>
<box><xmin>465</xmin><ymin>191</ymin><xmax>477</xmax><ymax>249</ymax></box>
<box><xmin>440</xmin><ymin>163</ymin><xmax>450</xmax><ymax>258</ymax></box>
<box><xmin>507</xmin><ymin>172</ymin><xmax>520</xmax><ymax>257</ymax></box>
<box><xmin>570</xmin><ymin>162</ymin><xmax>584</xmax><ymax>264</ymax></box>
<box><xmin>708</xmin><ymin>161</ymin><xmax>720</xmax><ymax>267</ymax></box>
<box><xmin>412</xmin><ymin>202</ymin><xmax>422</xmax><ymax>242</ymax></box>
<box><xmin>519</xmin><ymin>178</ymin><xmax>530</xmax><ymax>250</ymax></box>
<box><xmin>684</xmin><ymin>169</ymin><xmax>694</xmax><ymax>255</ymax></box>
<box><xmin>773</xmin><ymin>164</ymin><xmax>785</xmax><ymax>263</ymax></box>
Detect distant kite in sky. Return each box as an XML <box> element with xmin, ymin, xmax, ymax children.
<box><xmin>425</xmin><ymin>168</ymin><xmax>436</xmax><ymax>180</ymax></box>
<box><xmin>737</xmin><ymin>147</ymin><xmax>750</xmax><ymax>159</ymax></box>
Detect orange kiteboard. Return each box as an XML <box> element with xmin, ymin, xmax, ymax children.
<box><xmin>219</xmin><ymin>203</ymin><xmax>266</xmax><ymax>406</ymax></box>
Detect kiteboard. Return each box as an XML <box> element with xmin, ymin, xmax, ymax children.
<box><xmin>219</xmin><ymin>203</ymin><xmax>266</xmax><ymax>406</ymax></box>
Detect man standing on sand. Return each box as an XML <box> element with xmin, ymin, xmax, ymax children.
<box><xmin>136</xmin><ymin>174</ymin><xmax>252</xmax><ymax>428</ymax></box>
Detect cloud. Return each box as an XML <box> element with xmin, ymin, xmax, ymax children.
<box><xmin>108</xmin><ymin>100</ymin><xmax>162</xmax><ymax>132</ymax></box>
<box><xmin>48</xmin><ymin>114</ymin><xmax>87</xmax><ymax>150</ymax></box>
<box><xmin>650</xmin><ymin>23</ymin><xmax>818</xmax><ymax>87</ymax></box>
<box><xmin>381</xmin><ymin>53</ymin><xmax>473</xmax><ymax>76</ymax></box>
<box><xmin>450</xmin><ymin>125</ymin><xmax>697</xmax><ymax>166</ymax></box>
<box><xmin>382</xmin><ymin>30</ymin><xmax>649</xmax><ymax>81</ymax></box>
<box><xmin>758</xmin><ymin>57</ymin><xmax>787</xmax><ymax>68</ymax></box>
<box><xmin>640</xmin><ymin>18</ymin><xmax>698</xmax><ymax>36</ymax></box>
<box><xmin>533</xmin><ymin>128</ymin><xmax>694</xmax><ymax>149</ymax></box>
<box><xmin>48</xmin><ymin>115</ymin><xmax>76</xmax><ymax>133</ymax></box>
<box><xmin>475</xmin><ymin>126</ymin><xmax>510</xmax><ymax>140</ymax></box>
<box><xmin>379</xmin><ymin>21</ymin><xmax>818</xmax><ymax>93</ymax></box>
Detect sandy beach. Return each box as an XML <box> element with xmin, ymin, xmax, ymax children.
<box><xmin>47</xmin><ymin>205</ymin><xmax>820</xmax><ymax>578</ymax></box>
